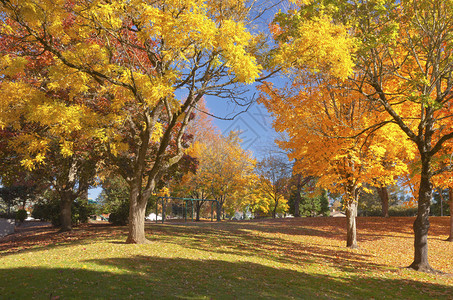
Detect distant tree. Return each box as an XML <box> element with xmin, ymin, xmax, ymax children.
<box><xmin>193</xmin><ymin>132</ymin><xmax>256</xmax><ymax>221</ymax></box>
<box><xmin>255</xmin><ymin>155</ymin><xmax>291</xmax><ymax>218</ymax></box>
<box><xmin>288</xmin><ymin>174</ymin><xmax>313</xmax><ymax>217</ymax></box>
<box><xmin>448</xmin><ymin>189</ymin><xmax>453</xmax><ymax>242</ymax></box>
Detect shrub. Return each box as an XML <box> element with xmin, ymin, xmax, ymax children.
<box><xmin>108</xmin><ymin>200</ymin><xmax>129</xmax><ymax>225</ymax></box>
<box><xmin>16</xmin><ymin>209</ymin><xmax>27</xmax><ymax>222</ymax></box>
<box><xmin>32</xmin><ymin>199</ymin><xmax>60</xmax><ymax>225</ymax></box>
<box><xmin>32</xmin><ymin>195</ymin><xmax>96</xmax><ymax>226</ymax></box>
<box><xmin>0</xmin><ymin>211</ymin><xmax>16</xmax><ymax>219</ymax></box>
<box><xmin>388</xmin><ymin>206</ymin><xmax>418</xmax><ymax>217</ymax></box>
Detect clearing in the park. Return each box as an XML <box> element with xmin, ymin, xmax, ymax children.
<box><xmin>0</xmin><ymin>217</ymin><xmax>452</xmax><ymax>299</ymax></box>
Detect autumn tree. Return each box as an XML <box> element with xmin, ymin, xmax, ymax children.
<box><xmin>0</xmin><ymin>0</ymin><xmax>262</xmax><ymax>243</ymax></box>
<box><xmin>259</xmin><ymin>75</ymin><xmax>411</xmax><ymax>248</ymax></box>
<box><xmin>193</xmin><ymin>132</ymin><xmax>256</xmax><ymax>220</ymax></box>
<box><xmin>255</xmin><ymin>154</ymin><xmax>291</xmax><ymax>218</ymax></box>
<box><xmin>244</xmin><ymin>173</ymin><xmax>289</xmax><ymax>217</ymax></box>
<box><xmin>265</xmin><ymin>0</ymin><xmax>453</xmax><ymax>272</ymax></box>
<box><xmin>448</xmin><ymin>189</ymin><xmax>453</xmax><ymax>242</ymax></box>
<box><xmin>0</xmin><ymin>34</ymin><xmax>100</xmax><ymax>231</ymax></box>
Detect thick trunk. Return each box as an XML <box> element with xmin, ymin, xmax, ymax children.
<box><xmin>195</xmin><ymin>201</ymin><xmax>203</xmax><ymax>221</ymax></box>
<box><xmin>447</xmin><ymin>188</ymin><xmax>453</xmax><ymax>242</ymax></box>
<box><xmin>216</xmin><ymin>201</ymin><xmax>223</xmax><ymax>221</ymax></box>
<box><xmin>408</xmin><ymin>159</ymin><xmax>434</xmax><ymax>272</ymax></box>
<box><xmin>58</xmin><ymin>158</ymin><xmax>78</xmax><ymax>232</ymax></box>
<box><xmin>346</xmin><ymin>200</ymin><xmax>358</xmax><ymax>249</ymax></box>
<box><xmin>59</xmin><ymin>196</ymin><xmax>73</xmax><ymax>232</ymax></box>
<box><xmin>126</xmin><ymin>184</ymin><xmax>149</xmax><ymax>244</ymax></box>
<box><xmin>377</xmin><ymin>186</ymin><xmax>389</xmax><ymax>217</ymax></box>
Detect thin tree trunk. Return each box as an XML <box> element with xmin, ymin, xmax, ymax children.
<box><xmin>346</xmin><ymin>200</ymin><xmax>358</xmax><ymax>249</ymax></box>
<box><xmin>126</xmin><ymin>183</ymin><xmax>149</xmax><ymax>244</ymax></box>
<box><xmin>377</xmin><ymin>186</ymin><xmax>389</xmax><ymax>217</ymax></box>
<box><xmin>272</xmin><ymin>199</ymin><xmax>278</xmax><ymax>219</ymax></box>
<box><xmin>447</xmin><ymin>188</ymin><xmax>453</xmax><ymax>242</ymax></box>
<box><xmin>294</xmin><ymin>174</ymin><xmax>301</xmax><ymax>217</ymax></box>
<box><xmin>80</xmin><ymin>185</ymin><xmax>89</xmax><ymax>201</ymax></box>
<box><xmin>408</xmin><ymin>158</ymin><xmax>435</xmax><ymax>272</ymax></box>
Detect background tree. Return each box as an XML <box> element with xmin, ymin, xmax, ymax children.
<box><xmin>296</xmin><ymin>186</ymin><xmax>330</xmax><ymax>217</ymax></box>
<box><xmin>290</xmin><ymin>174</ymin><xmax>313</xmax><ymax>217</ymax></box>
<box><xmin>255</xmin><ymin>154</ymin><xmax>291</xmax><ymax>218</ymax></box>
<box><xmin>259</xmin><ymin>74</ymin><xmax>411</xmax><ymax>248</ymax></box>
<box><xmin>195</xmin><ymin>132</ymin><xmax>256</xmax><ymax>220</ymax></box>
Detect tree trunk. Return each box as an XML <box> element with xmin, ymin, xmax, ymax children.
<box><xmin>126</xmin><ymin>184</ymin><xmax>149</xmax><ymax>244</ymax></box>
<box><xmin>59</xmin><ymin>195</ymin><xmax>73</xmax><ymax>232</ymax></box>
<box><xmin>447</xmin><ymin>188</ymin><xmax>453</xmax><ymax>242</ymax></box>
<box><xmin>346</xmin><ymin>200</ymin><xmax>358</xmax><ymax>249</ymax></box>
<box><xmin>80</xmin><ymin>185</ymin><xmax>89</xmax><ymax>201</ymax></box>
<box><xmin>377</xmin><ymin>186</ymin><xmax>389</xmax><ymax>217</ymax></box>
<box><xmin>195</xmin><ymin>201</ymin><xmax>203</xmax><ymax>221</ymax></box>
<box><xmin>216</xmin><ymin>201</ymin><xmax>223</xmax><ymax>221</ymax></box>
<box><xmin>294</xmin><ymin>174</ymin><xmax>301</xmax><ymax>217</ymax></box>
<box><xmin>408</xmin><ymin>158</ymin><xmax>435</xmax><ymax>272</ymax></box>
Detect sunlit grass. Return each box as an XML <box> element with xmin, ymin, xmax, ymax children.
<box><xmin>0</xmin><ymin>217</ymin><xmax>452</xmax><ymax>299</ymax></box>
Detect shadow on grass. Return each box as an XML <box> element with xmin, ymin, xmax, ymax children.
<box><xmin>148</xmin><ymin>223</ymin><xmax>390</xmax><ymax>274</ymax></box>
<box><xmin>1</xmin><ymin>256</ymin><xmax>451</xmax><ymax>299</ymax></box>
<box><xmin>0</xmin><ymin>223</ymin><xmax>127</xmax><ymax>257</ymax></box>
<box><xmin>157</xmin><ymin>216</ymin><xmax>451</xmax><ymax>245</ymax></box>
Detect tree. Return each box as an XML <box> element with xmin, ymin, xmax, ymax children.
<box><xmin>191</xmin><ymin>132</ymin><xmax>256</xmax><ymax>220</ymax></box>
<box><xmin>296</xmin><ymin>186</ymin><xmax>330</xmax><ymax>217</ymax></box>
<box><xmin>1</xmin><ymin>0</ymin><xmax>262</xmax><ymax>243</ymax></box>
<box><xmin>245</xmin><ymin>174</ymin><xmax>289</xmax><ymax>217</ymax></box>
<box><xmin>291</xmin><ymin>174</ymin><xmax>312</xmax><ymax>217</ymax></box>
<box><xmin>255</xmin><ymin>154</ymin><xmax>291</xmax><ymax>218</ymax></box>
<box><xmin>259</xmin><ymin>75</ymin><xmax>411</xmax><ymax>248</ymax></box>
<box><xmin>0</xmin><ymin>27</ymin><xmax>102</xmax><ymax>231</ymax></box>
<box><xmin>168</xmin><ymin>102</ymin><xmax>219</xmax><ymax>221</ymax></box>
<box><xmin>267</xmin><ymin>0</ymin><xmax>453</xmax><ymax>272</ymax></box>
<box><xmin>448</xmin><ymin>189</ymin><xmax>453</xmax><ymax>242</ymax></box>
<box><xmin>0</xmin><ymin>108</ymin><xmax>99</xmax><ymax>231</ymax></box>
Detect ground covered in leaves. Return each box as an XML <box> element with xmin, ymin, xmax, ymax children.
<box><xmin>0</xmin><ymin>217</ymin><xmax>452</xmax><ymax>299</ymax></box>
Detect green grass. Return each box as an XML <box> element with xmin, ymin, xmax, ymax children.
<box><xmin>0</xmin><ymin>217</ymin><xmax>452</xmax><ymax>299</ymax></box>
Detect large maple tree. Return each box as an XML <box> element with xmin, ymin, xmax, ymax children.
<box><xmin>259</xmin><ymin>76</ymin><xmax>411</xmax><ymax>248</ymax></box>
<box><xmin>270</xmin><ymin>0</ymin><xmax>453</xmax><ymax>272</ymax></box>
<box><xmin>0</xmin><ymin>0</ymin><xmax>262</xmax><ymax>243</ymax></box>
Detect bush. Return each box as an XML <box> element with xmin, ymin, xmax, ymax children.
<box><xmin>32</xmin><ymin>195</ymin><xmax>96</xmax><ymax>226</ymax></box>
<box><xmin>108</xmin><ymin>200</ymin><xmax>129</xmax><ymax>225</ymax></box>
<box><xmin>358</xmin><ymin>206</ymin><xmax>418</xmax><ymax>217</ymax></box>
<box><xmin>0</xmin><ymin>211</ymin><xmax>16</xmax><ymax>219</ymax></box>
<box><xmin>16</xmin><ymin>209</ymin><xmax>27</xmax><ymax>222</ymax></box>
<box><xmin>388</xmin><ymin>206</ymin><xmax>418</xmax><ymax>217</ymax></box>
<box><xmin>32</xmin><ymin>199</ymin><xmax>60</xmax><ymax>225</ymax></box>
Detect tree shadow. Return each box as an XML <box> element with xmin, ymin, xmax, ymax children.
<box><xmin>148</xmin><ymin>223</ymin><xmax>388</xmax><ymax>274</ymax></box>
<box><xmin>164</xmin><ymin>216</ymin><xmax>451</xmax><ymax>244</ymax></box>
<box><xmin>0</xmin><ymin>223</ymin><xmax>127</xmax><ymax>257</ymax></box>
<box><xmin>1</xmin><ymin>257</ymin><xmax>451</xmax><ymax>299</ymax></box>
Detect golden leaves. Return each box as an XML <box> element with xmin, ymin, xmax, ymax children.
<box><xmin>272</xmin><ymin>16</ymin><xmax>355</xmax><ymax>80</ymax></box>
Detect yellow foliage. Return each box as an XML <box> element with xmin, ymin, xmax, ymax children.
<box><xmin>272</xmin><ymin>16</ymin><xmax>355</xmax><ymax>80</ymax></box>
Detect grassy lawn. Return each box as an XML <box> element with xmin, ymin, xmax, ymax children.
<box><xmin>0</xmin><ymin>217</ymin><xmax>452</xmax><ymax>299</ymax></box>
